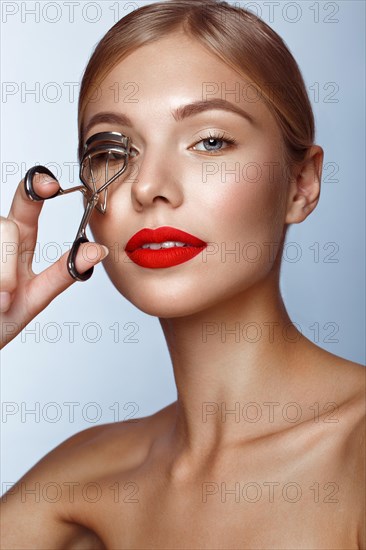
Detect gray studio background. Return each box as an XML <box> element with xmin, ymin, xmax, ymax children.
<box><xmin>1</xmin><ymin>0</ymin><xmax>365</xmax><ymax>492</ymax></box>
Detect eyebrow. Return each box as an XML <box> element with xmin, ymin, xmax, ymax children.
<box><xmin>172</xmin><ymin>98</ymin><xmax>255</xmax><ymax>124</ymax></box>
<box><xmin>82</xmin><ymin>99</ymin><xmax>255</xmax><ymax>140</ymax></box>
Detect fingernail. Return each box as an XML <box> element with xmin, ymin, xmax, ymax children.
<box><xmin>0</xmin><ymin>291</ymin><xmax>11</xmax><ymax>313</ymax></box>
<box><xmin>100</xmin><ymin>245</ymin><xmax>109</xmax><ymax>260</ymax></box>
<box><xmin>35</xmin><ymin>173</ymin><xmax>58</xmax><ymax>186</ymax></box>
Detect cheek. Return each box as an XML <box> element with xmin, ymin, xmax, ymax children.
<box><xmin>204</xmin><ymin>155</ymin><xmax>287</xmax><ymax>243</ymax></box>
<box><xmin>199</xmin><ymin>155</ymin><xmax>287</xmax><ymax>284</ymax></box>
<box><xmin>89</xmin><ymin>211</ymin><xmax>125</xmax><ymax>252</ymax></box>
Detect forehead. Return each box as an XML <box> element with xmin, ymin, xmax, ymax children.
<box><xmin>83</xmin><ymin>32</ymin><xmax>277</xmax><ymax>132</ymax></box>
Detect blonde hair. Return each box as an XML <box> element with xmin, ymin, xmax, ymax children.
<box><xmin>77</xmin><ymin>0</ymin><xmax>315</xmax><ymax>171</ymax></box>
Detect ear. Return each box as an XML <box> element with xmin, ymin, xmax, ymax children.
<box><xmin>285</xmin><ymin>145</ymin><xmax>324</xmax><ymax>224</ymax></box>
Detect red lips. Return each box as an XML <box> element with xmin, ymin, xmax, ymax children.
<box><xmin>125</xmin><ymin>226</ymin><xmax>206</xmax><ymax>252</ymax></box>
<box><xmin>125</xmin><ymin>226</ymin><xmax>207</xmax><ymax>269</ymax></box>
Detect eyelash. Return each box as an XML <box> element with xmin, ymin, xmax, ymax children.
<box><xmin>193</xmin><ymin>131</ymin><xmax>238</xmax><ymax>154</ymax></box>
<box><xmin>96</xmin><ymin>131</ymin><xmax>238</xmax><ymax>161</ymax></box>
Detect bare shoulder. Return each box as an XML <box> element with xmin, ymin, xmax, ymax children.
<box><xmin>312</xmin><ymin>349</ymin><xmax>365</xmax><ymax>467</ymax></box>
<box><xmin>330</xmin><ymin>354</ymin><xmax>365</xmax><ymax>407</ymax></box>
<box><xmin>339</xmin><ymin>360</ymin><xmax>366</xmax><ymax>550</ymax></box>
<box><xmin>318</xmin><ymin>352</ymin><xmax>365</xmax><ymax>549</ymax></box>
<box><xmin>0</xmin><ymin>403</ymin><xmax>176</xmax><ymax>549</ymax></box>
<box><xmin>341</xmin><ymin>362</ymin><xmax>366</xmax><ymax>550</ymax></box>
<box><xmin>50</xmin><ymin>400</ymin><xmax>176</xmax><ymax>472</ymax></box>
<box><xmin>301</xmin><ymin>339</ymin><xmax>365</xmax><ymax>407</ymax></box>
<box><xmin>332</xmin><ymin>355</ymin><xmax>366</xmax><ymax>453</ymax></box>
<box><xmin>8</xmin><ymin>400</ymin><xmax>176</xmax><ymax>489</ymax></box>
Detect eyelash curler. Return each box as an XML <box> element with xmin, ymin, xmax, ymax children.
<box><xmin>24</xmin><ymin>131</ymin><xmax>133</xmax><ymax>282</ymax></box>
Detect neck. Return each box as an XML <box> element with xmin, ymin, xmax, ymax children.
<box><xmin>159</xmin><ymin>269</ymin><xmax>311</xmax><ymax>466</ymax></box>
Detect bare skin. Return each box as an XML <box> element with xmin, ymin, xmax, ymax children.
<box><xmin>1</xmin><ymin>361</ymin><xmax>365</xmax><ymax>550</ymax></box>
<box><xmin>1</xmin><ymin>31</ymin><xmax>365</xmax><ymax>549</ymax></box>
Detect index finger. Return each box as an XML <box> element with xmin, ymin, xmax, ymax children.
<box><xmin>7</xmin><ymin>170</ymin><xmax>60</xmax><ymax>250</ymax></box>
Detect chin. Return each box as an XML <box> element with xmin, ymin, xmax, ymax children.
<box><xmin>106</xmin><ymin>274</ymin><xmax>247</xmax><ymax>322</ymax></box>
<box><xmin>102</xmin><ymin>255</ymin><xmax>272</xmax><ymax>318</ymax></box>
<box><xmin>133</xmin><ymin>301</ymin><xmax>199</xmax><ymax>319</ymax></box>
<box><xmin>115</xmin><ymin>281</ymin><xmax>212</xmax><ymax>318</ymax></box>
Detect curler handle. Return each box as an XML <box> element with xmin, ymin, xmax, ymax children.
<box><xmin>24</xmin><ymin>165</ymin><xmax>61</xmax><ymax>201</ymax></box>
<box><xmin>67</xmin><ymin>236</ymin><xmax>94</xmax><ymax>282</ymax></box>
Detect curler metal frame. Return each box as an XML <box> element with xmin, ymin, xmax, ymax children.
<box><xmin>23</xmin><ymin>131</ymin><xmax>132</xmax><ymax>281</ymax></box>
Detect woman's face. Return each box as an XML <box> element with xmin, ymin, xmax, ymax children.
<box><xmin>82</xmin><ymin>31</ymin><xmax>289</xmax><ymax>317</ymax></box>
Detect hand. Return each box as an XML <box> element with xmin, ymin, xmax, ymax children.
<box><xmin>0</xmin><ymin>172</ymin><xmax>109</xmax><ymax>349</ymax></box>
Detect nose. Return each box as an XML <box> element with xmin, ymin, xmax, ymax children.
<box><xmin>129</xmin><ymin>146</ymin><xmax>184</xmax><ymax>212</ymax></box>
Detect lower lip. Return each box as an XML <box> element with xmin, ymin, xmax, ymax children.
<box><xmin>125</xmin><ymin>246</ymin><xmax>207</xmax><ymax>268</ymax></box>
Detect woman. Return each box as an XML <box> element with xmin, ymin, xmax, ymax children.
<box><xmin>1</xmin><ymin>0</ymin><xmax>365</xmax><ymax>548</ymax></box>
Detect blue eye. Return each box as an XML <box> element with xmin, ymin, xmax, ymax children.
<box><xmin>193</xmin><ymin>132</ymin><xmax>237</xmax><ymax>153</ymax></box>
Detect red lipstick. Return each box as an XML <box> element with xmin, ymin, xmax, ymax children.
<box><xmin>125</xmin><ymin>226</ymin><xmax>207</xmax><ymax>268</ymax></box>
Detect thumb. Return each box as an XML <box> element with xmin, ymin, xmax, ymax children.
<box><xmin>73</xmin><ymin>242</ymin><xmax>110</xmax><ymax>274</ymax></box>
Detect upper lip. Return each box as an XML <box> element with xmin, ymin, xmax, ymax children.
<box><xmin>125</xmin><ymin>226</ymin><xmax>207</xmax><ymax>252</ymax></box>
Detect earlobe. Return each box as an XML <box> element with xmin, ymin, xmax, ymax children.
<box><xmin>285</xmin><ymin>145</ymin><xmax>324</xmax><ymax>224</ymax></box>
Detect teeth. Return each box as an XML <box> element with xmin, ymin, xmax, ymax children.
<box><xmin>141</xmin><ymin>241</ymin><xmax>188</xmax><ymax>250</ymax></box>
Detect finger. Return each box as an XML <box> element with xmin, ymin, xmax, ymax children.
<box><xmin>7</xmin><ymin>172</ymin><xmax>60</xmax><ymax>252</ymax></box>
<box><xmin>0</xmin><ymin>218</ymin><xmax>20</xmax><ymax>312</ymax></box>
<box><xmin>26</xmin><ymin>243</ymin><xmax>109</xmax><ymax>316</ymax></box>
